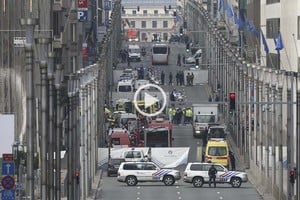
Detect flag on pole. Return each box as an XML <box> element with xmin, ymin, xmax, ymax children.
<box><xmin>219</xmin><ymin>0</ymin><xmax>224</xmax><ymax>11</ymax></box>
<box><xmin>274</xmin><ymin>32</ymin><xmax>284</xmax><ymax>51</ymax></box>
<box><xmin>261</xmin><ymin>30</ymin><xmax>269</xmax><ymax>54</ymax></box>
<box><xmin>245</xmin><ymin>17</ymin><xmax>259</xmax><ymax>38</ymax></box>
<box><xmin>227</xmin><ymin>5</ymin><xmax>233</xmax><ymax>18</ymax></box>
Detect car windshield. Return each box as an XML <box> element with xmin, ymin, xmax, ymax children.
<box><xmin>208</xmin><ymin>146</ymin><xmax>227</xmax><ymax>156</ymax></box>
<box><xmin>111</xmin><ymin>159</ymin><xmax>125</xmax><ymax>165</ymax></box>
<box><xmin>118</xmin><ymin>85</ymin><xmax>132</xmax><ymax>92</ymax></box>
<box><xmin>129</xmin><ymin>48</ymin><xmax>140</xmax><ymax>53</ymax></box>
<box><xmin>209</xmin><ymin>128</ymin><xmax>226</xmax><ymax>138</ymax></box>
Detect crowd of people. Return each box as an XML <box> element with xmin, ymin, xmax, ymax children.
<box><xmin>168</xmin><ymin>106</ymin><xmax>193</xmax><ymax>125</ymax></box>
<box><xmin>161</xmin><ymin>71</ymin><xmax>194</xmax><ymax>86</ymax></box>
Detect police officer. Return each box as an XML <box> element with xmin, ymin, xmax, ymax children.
<box><xmin>229</xmin><ymin>151</ymin><xmax>236</xmax><ymax>170</ymax></box>
<box><xmin>208</xmin><ymin>164</ymin><xmax>217</xmax><ymax>188</ymax></box>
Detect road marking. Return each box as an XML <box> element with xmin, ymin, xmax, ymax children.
<box><xmin>196</xmin><ymin>146</ymin><xmax>203</xmax><ymax>161</ymax></box>
<box><xmin>177</xmin><ymin>191</ymin><xmax>180</xmax><ymax>195</ymax></box>
<box><xmin>178</xmin><ymin>197</ymin><xmax>182</xmax><ymax>199</ymax></box>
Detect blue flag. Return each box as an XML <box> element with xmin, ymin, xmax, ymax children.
<box><xmin>219</xmin><ymin>0</ymin><xmax>224</xmax><ymax>11</ymax></box>
<box><xmin>227</xmin><ymin>5</ymin><xmax>233</xmax><ymax>18</ymax></box>
<box><xmin>261</xmin><ymin>30</ymin><xmax>269</xmax><ymax>54</ymax></box>
<box><xmin>245</xmin><ymin>17</ymin><xmax>259</xmax><ymax>38</ymax></box>
<box><xmin>274</xmin><ymin>32</ymin><xmax>284</xmax><ymax>51</ymax></box>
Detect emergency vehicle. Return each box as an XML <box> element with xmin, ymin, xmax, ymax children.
<box><xmin>146</xmin><ymin>118</ymin><xmax>173</xmax><ymax>147</ymax></box>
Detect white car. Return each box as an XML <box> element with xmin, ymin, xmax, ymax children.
<box><xmin>117</xmin><ymin>161</ymin><xmax>181</xmax><ymax>186</ymax></box>
<box><xmin>185</xmin><ymin>49</ymin><xmax>202</xmax><ymax>64</ymax></box>
<box><xmin>183</xmin><ymin>162</ymin><xmax>248</xmax><ymax>188</ymax></box>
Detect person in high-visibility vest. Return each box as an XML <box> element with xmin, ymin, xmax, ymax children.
<box><xmin>185</xmin><ymin>108</ymin><xmax>193</xmax><ymax>123</ymax></box>
<box><xmin>168</xmin><ymin>106</ymin><xmax>176</xmax><ymax>123</ymax></box>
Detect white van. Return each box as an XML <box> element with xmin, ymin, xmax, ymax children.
<box><xmin>128</xmin><ymin>44</ymin><xmax>141</xmax><ymax>61</ymax></box>
<box><xmin>186</xmin><ymin>49</ymin><xmax>202</xmax><ymax>64</ymax></box>
<box><xmin>117</xmin><ymin>79</ymin><xmax>135</xmax><ymax>92</ymax></box>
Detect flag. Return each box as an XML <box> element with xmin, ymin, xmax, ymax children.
<box><xmin>245</xmin><ymin>17</ymin><xmax>259</xmax><ymax>38</ymax></box>
<box><xmin>261</xmin><ymin>30</ymin><xmax>269</xmax><ymax>54</ymax></box>
<box><xmin>219</xmin><ymin>0</ymin><xmax>224</xmax><ymax>11</ymax></box>
<box><xmin>233</xmin><ymin>13</ymin><xmax>238</xmax><ymax>24</ymax></box>
<box><xmin>274</xmin><ymin>32</ymin><xmax>284</xmax><ymax>51</ymax></box>
<box><xmin>227</xmin><ymin>5</ymin><xmax>233</xmax><ymax>18</ymax></box>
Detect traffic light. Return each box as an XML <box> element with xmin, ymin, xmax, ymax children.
<box><xmin>75</xmin><ymin>171</ymin><xmax>80</xmax><ymax>184</ymax></box>
<box><xmin>179</xmin><ymin>27</ymin><xmax>183</xmax><ymax>35</ymax></box>
<box><xmin>169</xmin><ymin>5</ymin><xmax>171</xmax><ymax>9</ymax></box>
<box><xmin>186</xmin><ymin>43</ymin><xmax>190</xmax><ymax>52</ymax></box>
<box><xmin>173</xmin><ymin>11</ymin><xmax>177</xmax><ymax>16</ymax></box>
<box><xmin>290</xmin><ymin>170</ymin><xmax>296</xmax><ymax>184</ymax></box>
<box><xmin>229</xmin><ymin>92</ymin><xmax>236</xmax><ymax>110</ymax></box>
<box><xmin>137</xmin><ymin>6</ymin><xmax>140</xmax><ymax>12</ymax></box>
<box><xmin>164</xmin><ymin>6</ymin><xmax>167</xmax><ymax>12</ymax></box>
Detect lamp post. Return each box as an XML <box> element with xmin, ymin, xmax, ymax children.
<box><xmin>277</xmin><ymin>69</ymin><xmax>284</xmax><ymax>200</ymax></box>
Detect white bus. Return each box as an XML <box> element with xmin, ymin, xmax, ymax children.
<box><xmin>151</xmin><ymin>43</ymin><xmax>170</xmax><ymax>65</ymax></box>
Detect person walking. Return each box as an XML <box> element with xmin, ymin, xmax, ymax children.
<box><xmin>229</xmin><ymin>151</ymin><xmax>236</xmax><ymax>171</ymax></box>
<box><xmin>177</xmin><ymin>54</ymin><xmax>181</xmax><ymax>66</ymax></box>
<box><xmin>208</xmin><ymin>164</ymin><xmax>217</xmax><ymax>188</ymax></box>
<box><xmin>202</xmin><ymin>127</ymin><xmax>208</xmax><ymax>147</ymax></box>
<box><xmin>176</xmin><ymin>71</ymin><xmax>180</xmax><ymax>86</ymax></box>
<box><xmin>191</xmin><ymin>72</ymin><xmax>194</xmax><ymax>86</ymax></box>
<box><xmin>161</xmin><ymin>71</ymin><xmax>165</xmax><ymax>85</ymax></box>
<box><xmin>169</xmin><ymin>72</ymin><xmax>173</xmax><ymax>85</ymax></box>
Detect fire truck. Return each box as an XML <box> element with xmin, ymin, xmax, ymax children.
<box><xmin>127</xmin><ymin>29</ymin><xmax>139</xmax><ymax>42</ymax></box>
<box><xmin>109</xmin><ymin>127</ymin><xmax>144</xmax><ymax>147</ymax></box>
<box><xmin>144</xmin><ymin>118</ymin><xmax>173</xmax><ymax>147</ymax></box>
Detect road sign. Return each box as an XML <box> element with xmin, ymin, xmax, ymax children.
<box><xmin>1</xmin><ymin>189</ymin><xmax>15</xmax><ymax>200</ymax></box>
<box><xmin>2</xmin><ymin>154</ymin><xmax>13</xmax><ymax>162</ymax></box>
<box><xmin>1</xmin><ymin>176</ymin><xmax>15</xmax><ymax>190</ymax></box>
<box><xmin>13</xmin><ymin>37</ymin><xmax>26</xmax><ymax>48</ymax></box>
<box><xmin>104</xmin><ymin>0</ymin><xmax>111</xmax><ymax>10</ymax></box>
<box><xmin>78</xmin><ymin>10</ymin><xmax>88</xmax><ymax>22</ymax></box>
<box><xmin>1</xmin><ymin>162</ymin><xmax>15</xmax><ymax>176</ymax></box>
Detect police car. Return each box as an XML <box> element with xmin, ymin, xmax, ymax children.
<box><xmin>183</xmin><ymin>162</ymin><xmax>248</xmax><ymax>188</ymax></box>
<box><xmin>117</xmin><ymin>161</ymin><xmax>181</xmax><ymax>186</ymax></box>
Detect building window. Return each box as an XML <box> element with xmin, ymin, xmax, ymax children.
<box><xmin>165</xmin><ymin>10</ymin><xmax>169</xmax><ymax>15</ymax></box>
<box><xmin>152</xmin><ymin>21</ymin><xmax>157</xmax><ymax>28</ymax></box>
<box><xmin>141</xmin><ymin>21</ymin><xmax>146</xmax><ymax>28</ymax></box>
<box><xmin>130</xmin><ymin>21</ymin><xmax>136</xmax><ymax>28</ymax></box>
<box><xmin>163</xmin><ymin>21</ymin><xmax>168</xmax><ymax>28</ymax></box>
<box><xmin>143</xmin><ymin>10</ymin><xmax>147</xmax><ymax>15</ymax></box>
<box><xmin>163</xmin><ymin>33</ymin><xmax>168</xmax><ymax>41</ymax></box>
<box><xmin>266</xmin><ymin>18</ymin><xmax>280</xmax><ymax>38</ymax></box>
<box><xmin>298</xmin><ymin>16</ymin><xmax>300</xmax><ymax>40</ymax></box>
<box><xmin>154</xmin><ymin>10</ymin><xmax>158</xmax><ymax>15</ymax></box>
<box><xmin>266</xmin><ymin>0</ymin><xmax>280</xmax><ymax>4</ymax></box>
<box><xmin>141</xmin><ymin>33</ymin><xmax>147</xmax><ymax>41</ymax></box>
<box><xmin>267</xmin><ymin>53</ymin><xmax>279</xmax><ymax>69</ymax></box>
<box><xmin>132</xmin><ymin>10</ymin><xmax>137</xmax><ymax>15</ymax></box>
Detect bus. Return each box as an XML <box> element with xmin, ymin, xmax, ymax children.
<box><xmin>151</xmin><ymin>43</ymin><xmax>170</xmax><ymax>65</ymax></box>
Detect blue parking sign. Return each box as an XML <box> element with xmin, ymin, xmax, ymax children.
<box><xmin>78</xmin><ymin>10</ymin><xmax>88</xmax><ymax>22</ymax></box>
<box><xmin>1</xmin><ymin>190</ymin><xmax>15</xmax><ymax>200</ymax></box>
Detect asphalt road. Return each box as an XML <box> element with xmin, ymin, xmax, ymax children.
<box><xmin>99</xmin><ymin>42</ymin><xmax>264</xmax><ymax>200</ymax></box>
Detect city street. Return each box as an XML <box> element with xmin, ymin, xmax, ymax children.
<box><xmin>98</xmin><ymin>42</ymin><xmax>264</xmax><ymax>200</ymax></box>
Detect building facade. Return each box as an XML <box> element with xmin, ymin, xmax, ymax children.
<box><xmin>121</xmin><ymin>0</ymin><xmax>178</xmax><ymax>42</ymax></box>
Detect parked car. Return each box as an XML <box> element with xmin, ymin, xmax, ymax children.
<box><xmin>117</xmin><ymin>161</ymin><xmax>181</xmax><ymax>186</ymax></box>
<box><xmin>185</xmin><ymin>49</ymin><xmax>202</xmax><ymax>64</ymax></box>
<box><xmin>183</xmin><ymin>162</ymin><xmax>248</xmax><ymax>188</ymax></box>
<box><xmin>107</xmin><ymin>158</ymin><xmax>126</xmax><ymax>177</ymax></box>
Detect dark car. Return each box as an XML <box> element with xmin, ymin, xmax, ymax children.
<box><xmin>107</xmin><ymin>158</ymin><xmax>126</xmax><ymax>177</ymax></box>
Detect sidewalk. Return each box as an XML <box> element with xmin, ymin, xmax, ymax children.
<box><xmin>87</xmin><ymin>170</ymin><xmax>103</xmax><ymax>200</ymax></box>
<box><xmin>227</xmin><ymin>134</ymin><xmax>274</xmax><ymax>200</ymax></box>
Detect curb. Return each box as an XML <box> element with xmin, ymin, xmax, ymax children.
<box><xmin>227</xmin><ymin>134</ymin><xmax>274</xmax><ymax>200</ymax></box>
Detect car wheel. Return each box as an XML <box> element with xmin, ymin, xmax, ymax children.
<box><xmin>163</xmin><ymin>175</ymin><xmax>175</xmax><ymax>186</ymax></box>
<box><xmin>231</xmin><ymin>177</ymin><xmax>242</xmax><ymax>188</ymax></box>
<box><xmin>126</xmin><ymin>176</ymin><xmax>137</xmax><ymax>186</ymax></box>
<box><xmin>192</xmin><ymin>177</ymin><xmax>204</xmax><ymax>188</ymax></box>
